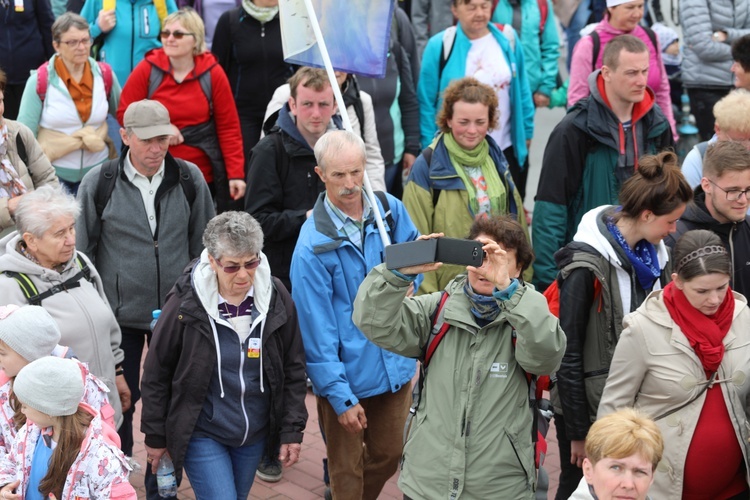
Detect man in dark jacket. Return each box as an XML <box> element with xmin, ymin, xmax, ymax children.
<box><xmin>665</xmin><ymin>141</ymin><xmax>750</xmax><ymax>298</ymax></box>
<box><xmin>245</xmin><ymin>67</ymin><xmax>340</xmax><ymax>293</ymax></box>
<box><xmin>532</xmin><ymin>35</ymin><xmax>674</xmax><ymax>290</ymax></box>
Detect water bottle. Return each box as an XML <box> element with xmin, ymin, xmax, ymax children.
<box><xmin>676</xmin><ymin>90</ymin><xmax>700</xmax><ymax>164</ymax></box>
<box><xmin>150</xmin><ymin>309</ymin><xmax>161</xmax><ymax>332</ymax></box>
<box><xmin>156</xmin><ymin>454</ymin><xmax>177</xmax><ymax>497</ymax></box>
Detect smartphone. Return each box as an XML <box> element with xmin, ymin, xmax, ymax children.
<box><xmin>436</xmin><ymin>238</ymin><xmax>484</xmax><ymax>267</ymax></box>
<box><xmin>385</xmin><ymin>239</ymin><xmax>439</xmax><ymax>270</ymax></box>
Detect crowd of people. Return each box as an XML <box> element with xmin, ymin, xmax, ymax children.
<box><xmin>2</xmin><ymin>0</ymin><xmax>750</xmax><ymax>498</ymax></box>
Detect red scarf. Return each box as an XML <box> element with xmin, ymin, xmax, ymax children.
<box><xmin>662</xmin><ymin>282</ymin><xmax>734</xmax><ymax>373</ymax></box>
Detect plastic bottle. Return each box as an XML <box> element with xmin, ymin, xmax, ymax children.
<box><xmin>150</xmin><ymin>309</ymin><xmax>161</xmax><ymax>332</ymax></box>
<box><xmin>156</xmin><ymin>454</ymin><xmax>178</xmax><ymax>497</ymax></box>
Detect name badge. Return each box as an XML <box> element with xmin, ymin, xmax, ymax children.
<box><xmin>14</xmin><ymin>0</ymin><xmax>23</xmax><ymax>12</ymax></box>
<box><xmin>247</xmin><ymin>338</ymin><xmax>261</xmax><ymax>358</ymax></box>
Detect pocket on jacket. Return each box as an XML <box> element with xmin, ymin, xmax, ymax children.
<box><xmin>504</xmin><ymin>428</ymin><xmax>535</xmax><ymax>487</ymax></box>
<box><xmin>584</xmin><ymin>373</ymin><xmax>608</xmax><ymax>420</ymax></box>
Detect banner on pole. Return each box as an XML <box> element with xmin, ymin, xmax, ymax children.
<box><xmin>278</xmin><ymin>0</ymin><xmax>394</xmax><ymax>78</ymax></box>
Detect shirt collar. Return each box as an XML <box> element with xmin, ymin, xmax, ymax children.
<box><xmin>123</xmin><ymin>152</ymin><xmax>165</xmax><ymax>182</ymax></box>
<box><xmin>323</xmin><ymin>191</ymin><xmax>371</xmax><ymax>230</ymax></box>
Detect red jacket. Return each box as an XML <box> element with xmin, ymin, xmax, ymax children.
<box><xmin>118</xmin><ymin>49</ymin><xmax>244</xmax><ymax>183</ymax></box>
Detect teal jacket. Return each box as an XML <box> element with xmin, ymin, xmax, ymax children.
<box><xmin>491</xmin><ymin>0</ymin><xmax>559</xmax><ymax>98</ymax></box>
<box><xmin>417</xmin><ymin>22</ymin><xmax>535</xmax><ymax>166</ymax></box>
<box><xmin>353</xmin><ymin>265</ymin><xmax>566</xmax><ymax>499</ymax></box>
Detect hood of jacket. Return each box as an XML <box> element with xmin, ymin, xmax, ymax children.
<box><xmin>680</xmin><ymin>187</ymin><xmax>742</xmax><ymax>238</ymax></box>
<box><xmin>0</xmin><ymin>233</ymin><xmax>79</xmax><ymax>278</ymax></box>
<box><xmin>145</xmin><ymin>48</ymin><xmax>219</xmax><ymax>80</ymax></box>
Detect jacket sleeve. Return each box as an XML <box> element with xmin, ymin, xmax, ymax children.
<box><xmin>680</xmin><ymin>147</ymin><xmax>704</xmax><ymax>188</ymax></box>
<box><xmin>395</xmin><ymin>6</ymin><xmax>420</xmax><ymax>83</ymax></box>
<box><xmin>510</xmin><ymin>27</ymin><xmax>535</xmax><ymax>141</ymax></box>
<box><xmin>75</xmin><ymin>166</ymin><xmax>103</xmax><ymax>264</ymax></box>
<box><xmin>116</xmin><ymin>59</ymin><xmax>151</xmax><ymax>125</ymax></box>
<box><xmin>417</xmin><ymin>36</ymin><xmax>443</xmax><ymax>149</ymax></box>
<box><xmin>212</xmin><ymin>11</ymin><xmax>233</xmax><ymax>73</ymax></box>
<box><xmin>360</xmin><ymin>91</ymin><xmax>386</xmax><ymax>191</ymax></box>
<box><xmin>16</xmin><ymin>74</ymin><xmax>42</xmax><ymax>135</ymax></box>
<box><xmin>81</xmin><ymin>252</ymin><xmax>125</xmax><ymax>365</ymax></box>
<box><xmin>596</xmin><ymin>314</ymin><xmax>648</xmax><ymax>418</ymax></box>
<box><xmin>679</xmin><ymin>0</ymin><xmax>732</xmax><ymax>62</ymax></box>
<box><xmin>17</xmin><ymin>122</ymin><xmax>58</xmax><ymax>190</ymax></box>
<box><xmin>353</xmin><ymin>263</ymin><xmax>442</xmax><ymax>358</ymax></box>
<box><xmin>503</xmin><ymin>283</ymin><xmax>567</xmax><ymax>376</ymax></box>
<box><xmin>185</xmin><ymin>162</ymin><xmax>215</xmax><ymax>259</ymax></box>
<box><xmin>531</xmin><ymin>118</ymin><xmax>588</xmax><ymax>289</ymax></box>
<box><xmin>140</xmin><ymin>287</ymin><xmax>184</xmax><ymax>448</ymax></box>
<box><xmin>395</xmin><ymin>44</ymin><xmax>422</xmax><ymax>157</ymax></box>
<box><xmin>567</xmin><ymin>34</ymin><xmax>595</xmax><ymax>108</ymax></box>
<box><xmin>210</xmin><ymin>65</ymin><xmax>245</xmax><ymax>180</ymax></box>
<box><xmin>538</xmin><ymin>0</ymin><xmax>561</xmax><ymax>98</ymax></box>
<box><xmin>290</xmin><ymin>244</ymin><xmax>358</xmax><ymax>415</ymax></box>
<box><xmin>35</xmin><ymin>0</ymin><xmax>55</xmax><ymax>59</ymax></box>
<box><xmin>273</xmin><ymin>280</ymin><xmax>309</xmax><ymax>445</ymax></box>
<box><xmin>410</xmin><ymin>0</ymin><xmax>431</xmax><ymax>57</ymax></box>
<box><xmin>82</xmin><ymin>0</ymin><xmax>104</xmax><ymax>39</ymax></box>
<box><xmin>556</xmin><ymin>267</ymin><xmax>596</xmax><ymax>440</ymax></box>
<box><xmin>244</xmin><ymin>135</ymin><xmax>308</xmax><ymax>242</ymax></box>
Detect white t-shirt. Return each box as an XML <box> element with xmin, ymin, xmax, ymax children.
<box><xmin>466</xmin><ymin>33</ymin><xmax>512</xmax><ymax>151</ymax></box>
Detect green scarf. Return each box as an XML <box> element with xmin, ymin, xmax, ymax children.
<box><xmin>242</xmin><ymin>0</ymin><xmax>278</xmax><ymax>23</ymax></box>
<box><xmin>442</xmin><ymin>133</ymin><xmax>508</xmax><ymax>217</ymax></box>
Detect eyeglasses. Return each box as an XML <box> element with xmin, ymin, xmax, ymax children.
<box><xmin>708</xmin><ymin>179</ymin><xmax>750</xmax><ymax>201</ymax></box>
<box><xmin>214</xmin><ymin>257</ymin><xmax>262</xmax><ymax>274</ymax></box>
<box><xmin>59</xmin><ymin>37</ymin><xmax>93</xmax><ymax>48</ymax></box>
<box><xmin>159</xmin><ymin>30</ymin><xmax>195</xmax><ymax>40</ymax></box>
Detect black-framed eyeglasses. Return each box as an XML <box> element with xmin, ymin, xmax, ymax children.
<box><xmin>159</xmin><ymin>30</ymin><xmax>195</xmax><ymax>40</ymax></box>
<box><xmin>708</xmin><ymin>179</ymin><xmax>750</xmax><ymax>201</ymax></box>
<box><xmin>214</xmin><ymin>257</ymin><xmax>262</xmax><ymax>274</ymax></box>
<box><xmin>59</xmin><ymin>37</ymin><xmax>93</xmax><ymax>48</ymax></box>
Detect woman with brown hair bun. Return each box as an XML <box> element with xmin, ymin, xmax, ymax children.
<box><xmin>551</xmin><ymin>150</ymin><xmax>693</xmax><ymax>499</ymax></box>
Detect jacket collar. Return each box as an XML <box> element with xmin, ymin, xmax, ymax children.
<box><xmin>275</xmin><ymin>103</ymin><xmax>344</xmax><ymax>153</ymax></box>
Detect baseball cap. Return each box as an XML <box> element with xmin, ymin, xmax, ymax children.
<box><xmin>123</xmin><ymin>99</ymin><xmax>180</xmax><ymax>139</ymax></box>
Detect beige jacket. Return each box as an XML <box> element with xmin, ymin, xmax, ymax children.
<box><xmin>598</xmin><ymin>289</ymin><xmax>750</xmax><ymax>500</ymax></box>
<box><xmin>0</xmin><ymin>120</ymin><xmax>58</xmax><ymax>232</ymax></box>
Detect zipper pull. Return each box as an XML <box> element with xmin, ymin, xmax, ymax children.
<box><xmin>261</xmin><ymin>24</ymin><xmax>265</xmax><ymax>37</ymax></box>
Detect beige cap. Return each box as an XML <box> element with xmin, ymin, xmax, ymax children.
<box><xmin>123</xmin><ymin>99</ymin><xmax>180</xmax><ymax>139</ymax></box>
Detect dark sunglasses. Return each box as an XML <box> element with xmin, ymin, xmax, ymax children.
<box><xmin>159</xmin><ymin>30</ymin><xmax>195</xmax><ymax>40</ymax></box>
<box><xmin>215</xmin><ymin>257</ymin><xmax>262</xmax><ymax>274</ymax></box>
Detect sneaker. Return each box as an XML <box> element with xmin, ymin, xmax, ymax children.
<box><xmin>256</xmin><ymin>458</ymin><xmax>283</xmax><ymax>482</ymax></box>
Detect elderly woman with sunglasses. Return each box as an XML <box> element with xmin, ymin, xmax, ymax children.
<box><xmin>141</xmin><ymin>211</ymin><xmax>308</xmax><ymax>499</ymax></box>
<box><xmin>118</xmin><ymin>8</ymin><xmax>245</xmax><ymax>212</ymax></box>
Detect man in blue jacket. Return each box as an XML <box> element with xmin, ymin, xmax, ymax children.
<box><xmin>291</xmin><ymin>130</ymin><xmax>419</xmax><ymax>500</ymax></box>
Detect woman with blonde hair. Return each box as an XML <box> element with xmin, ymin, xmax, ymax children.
<box><xmin>118</xmin><ymin>8</ymin><xmax>245</xmax><ymax>212</ymax></box>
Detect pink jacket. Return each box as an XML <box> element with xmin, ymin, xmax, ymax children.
<box><xmin>567</xmin><ymin>18</ymin><xmax>677</xmax><ymax>139</ymax></box>
<box><xmin>0</xmin><ymin>354</ymin><xmax>118</xmax><ymax>465</ymax></box>
<box><xmin>0</xmin><ymin>404</ymin><xmax>135</xmax><ymax>499</ymax></box>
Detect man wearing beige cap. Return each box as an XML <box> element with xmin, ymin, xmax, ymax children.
<box><xmin>75</xmin><ymin>99</ymin><xmax>214</xmax><ymax>496</ymax></box>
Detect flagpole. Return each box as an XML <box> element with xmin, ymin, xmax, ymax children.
<box><xmin>301</xmin><ymin>0</ymin><xmax>391</xmax><ymax>247</ymax></box>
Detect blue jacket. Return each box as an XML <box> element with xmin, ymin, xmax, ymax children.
<box><xmin>491</xmin><ymin>0</ymin><xmax>559</xmax><ymax>98</ymax></box>
<box><xmin>290</xmin><ymin>192</ymin><xmax>419</xmax><ymax>415</ymax></box>
<box><xmin>417</xmin><ymin>22</ymin><xmax>535</xmax><ymax>165</ymax></box>
<box><xmin>81</xmin><ymin>0</ymin><xmax>178</xmax><ymax>86</ymax></box>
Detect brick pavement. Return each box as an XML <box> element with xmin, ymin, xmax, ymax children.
<box><xmin>129</xmin><ymin>386</ymin><xmax>562</xmax><ymax>499</ymax></box>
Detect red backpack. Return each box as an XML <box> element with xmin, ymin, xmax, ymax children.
<box><xmin>35</xmin><ymin>61</ymin><xmax>114</xmax><ymax>102</ymax></box>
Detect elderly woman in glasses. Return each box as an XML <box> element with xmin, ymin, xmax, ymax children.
<box><xmin>140</xmin><ymin>211</ymin><xmax>308</xmax><ymax>499</ymax></box>
<box><xmin>599</xmin><ymin>229</ymin><xmax>750</xmax><ymax>499</ymax></box>
<box><xmin>118</xmin><ymin>7</ymin><xmax>245</xmax><ymax>213</ymax></box>
<box><xmin>16</xmin><ymin>13</ymin><xmax>121</xmax><ymax>195</ymax></box>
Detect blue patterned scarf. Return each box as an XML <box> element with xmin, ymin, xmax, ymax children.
<box><xmin>606</xmin><ymin>218</ymin><xmax>660</xmax><ymax>290</ymax></box>
<box><xmin>463</xmin><ymin>280</ymin><xmax>500</xmax><ymax>322</ymax></box>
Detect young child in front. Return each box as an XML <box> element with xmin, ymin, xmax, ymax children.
<box><xmin>0</xmin><ymin>357</ymin><xmax>135</xmax><ymax>499</ymax></box>
<box><xmin>0</xmin><ymin>305</ymin><xmax>117</xmax><ymax>461</ymax></box>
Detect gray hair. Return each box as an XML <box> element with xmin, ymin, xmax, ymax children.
<box><xmin>51</xmin><ymin>12</ymin><xmax>90</xmax><ymax>43</ymax></box>
<box><xmin>202</xmin><ymin>211</ymin><xmax>264</xmax><ymax>260</ymax></box>
<box><xmin>15</xmin><ymin>185</ymin><xmax>80</xmax><ymax>237</ymax></box>
<box><xmin>314</xmin><ymin>130</ymin><xmax>366</xmax><ymax>172</ymax></box>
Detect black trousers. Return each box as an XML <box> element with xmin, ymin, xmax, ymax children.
<box><xmin>687</xmin><ymin>86</ymin><xmax>733</xmax><ymax>141</ymax></box>
<box><xmin>553</xmin><ymin>412</ymin><xmax>584</xmax><ymax>500</ymax></box>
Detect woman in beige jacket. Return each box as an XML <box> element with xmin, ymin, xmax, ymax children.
<box><xmin>598</xmin><ymin>229</ymin><xmax>750</xmax><ymax>500</ymax></box>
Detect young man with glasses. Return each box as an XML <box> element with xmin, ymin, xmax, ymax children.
<box><xmin>666</xmin><ymin>140</ymin><xmax>750</xmax><ymax>297</ymax></box>
<box><xmin>75</xmin><ymin>99</ymin><xmax>214</xmax><ymax>499</ymax></box>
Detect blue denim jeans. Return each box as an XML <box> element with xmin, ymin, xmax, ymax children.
<box><xmin>183</xmin><ymin>435</ymin><xmax>266</xmax><ymax>500</ymax></box>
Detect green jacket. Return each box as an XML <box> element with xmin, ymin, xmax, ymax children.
<box><xmin>353</xmin><ymin>264</ymin><xmax>566</xmax><ymax>499</ymax></box>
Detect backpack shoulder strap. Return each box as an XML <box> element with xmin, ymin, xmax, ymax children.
<box><xmin>74</xmin><ymin>252</ymin><xmax>93</xmax><ymax>283</ymax></box>
<box><xmin>147</xmin><ymin>65</ymin><xmax>163</xmax><ymax>99</ymax></box>
<box><xmin>174</xmin><ymin>159</ymin><xmax>198</xmax><ymax>208</ymax></box>
<box><xmin>97</xmin><ymin>62</ymin><xmax>113</xmax><ymax>98</ymax></box>
<box><xmin>537</xmin><ymin>0</ymin><xmax>548</xmax><ymax>34</ymax></box>
<box><xmin>373</xmin><ymin>190</ymin><xmax>396</xmax><ymax>235</ymax></box>
<box><xmin>2</xmin><ymin>271</ymin><xmax>40</xmax><ymax>305</ymax></box>
<box><xmin>198</xmin><ymin>71</ymin><xmax>213</xmax><ymax>116</ymax></box>
<box><xmin>642</xmin><ymin>25</ymin><xmax>659</xmax><ymax>53</ymax></box>
<box><xmin>423</xmin><ymin>291</ymin><xmax>451</xmax><ymax>367</ymax></box>
<box><xmin>591</xmin><ymin>30</ymin><xmax>601</xmax><ymax>71</ymax></box>
<box><xmin>15</xmin><ymin>133</ymin><xmax>28</xmax><ymax>167</ymax></box>
<box><xmin>439</xmin><ymin>26</ymin><xmax>458</xmax><ymax>81</ymax></box>
<box><xmin>494</xmin><ymin>23</ymin><xmax>516</xmax><ymax>52</ymax></box>
<box><xmin>94</xmin><ymin>159</ymin><xmax>120</xmax><ymax>218</ymax></box>
<box><xmin>696</xmin><ymin>140</ymin><xmax>710</xmax><ymax>158</ymax></box>
<box><xmin>36</xmin><ymin>62</ymin><xmax>49</xmax><ymax>102</ymax></box>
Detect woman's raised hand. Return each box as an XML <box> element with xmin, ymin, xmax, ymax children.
<box><xmin>467</xmin><ymin>237</ymin><xmax>511</xmax><ymax>290</ymax></box>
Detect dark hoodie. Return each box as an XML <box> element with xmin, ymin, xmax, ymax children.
<box><xmin>244</xmin><ymin>104</ymin><xmax>342</xmax><ymax>290</ymax></box>
<box><xmin>664</xmin><ymin>187</ymin><xmax>750</xmax><ymax>298</ymax></box>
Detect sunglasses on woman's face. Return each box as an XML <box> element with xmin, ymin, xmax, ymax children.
<box><xmin>215</xmin><ymin>257</ymin><xmax>262</xmax><ymax>274</ymax></box>
<box><xmin>159</xmin><ymin>30</ymin><xmax>195</xmax><ymax>40</ymax></box>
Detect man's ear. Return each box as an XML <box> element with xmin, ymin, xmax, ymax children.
<box><xmin>314</xmin><ymin>165</ymin><xmax>325</xmax><ymax>183</ymax></box>
<box><xmin>119</xmin><ymin>128</ymin><xmax>129</xmax><ymax>146</ymax></box>
<box><xmin>288</xmin><ymin>96</ymin><xmax>296</xmax><ymax>116</ymax></box>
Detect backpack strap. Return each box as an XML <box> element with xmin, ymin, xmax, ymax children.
<box><xmin>2</xmin><ymin>271</ymin><xmax>40</xmax><ymax>305</ymax></box>
<box><xmin>147</xmin><ymin>65</ymin><xmax>164</xmax><ymax>100</ymax></box>
<box><xmin>3</xmin><ymin>252</ymin><xmax>93</xmax><ymax>306</ymax></box>
<box><xmin>439</xmin><ymin>26</ymin><xmax>458</xmax><ymax>81</ymax></box>
<box><xmin>35</xmin><ymin>62</ymin><xmax>49</xmax><ymax>102</ymax></box>
<box><xmin>537</xmin><ymin>0</ymin><xmax>548</xmax><ymax>34</ymax></box>
<box><xmin>591</xmin><ymin>30</ymin><xmax>601</xmax><ymax>71</ymax></box>
<box><xmin>97</xmin><ymin>62</ymin><xmax>114</xmax><ymax>99</ymax></box>
<box><xmin>148</xmin><ymin>65</ymin><xmax>212</xmax><ymax>115</ymax></box>
<box><xmin>15</xmin><ymin>133</ymin><xmax>28</xmax><ymax>167</ymax></box>
<box><xmin>175</xmin><ymin>158</ymin><xmax>197</xmax><ymax>207</ymax></box>
<box><xmin>423</xmin><ymin>291</ymin><xmax>451</xmax><ymax>368</ymax></box>
<box><xmin>373</xmin><ymin>190</ymin><xmax>396</xmax><ymax>235</ymax></box>
<box><xmin>94</xmin><ymin>159</ymin><xmax>120</xmax><ymax>219</ymax></box>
